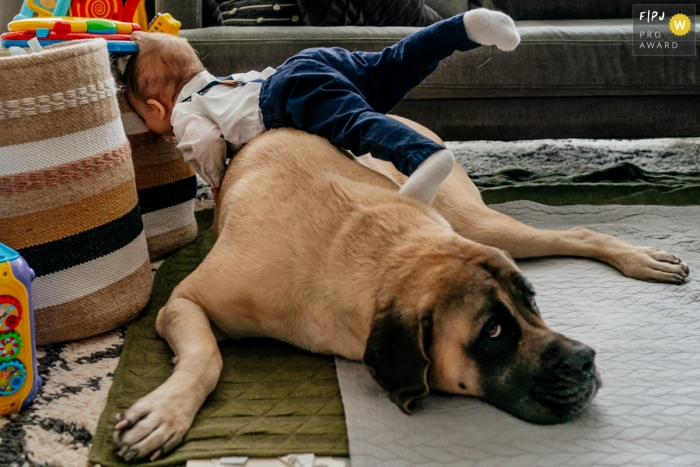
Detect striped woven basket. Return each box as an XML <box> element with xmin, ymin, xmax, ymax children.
<box><xmin>117</xmin><ymin>93</ymin><xmax>198</xmax><ymax>259</ymax></box>
<box><xmin>0</xmin><ymin>40</ymin><xmax>152</xmax><ymax>345</ymax></box>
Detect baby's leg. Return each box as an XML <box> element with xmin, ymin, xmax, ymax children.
<box><xmin>258</xmin><ymin>10</ymin><xmax>519</xmax><ymax>193</ymax></box>
<box><xmin>353</xmin><ymin>13</ymin><xmax>479</xmax><ymax>114</ymax></box>
<box><xmin>352</xmin><ymin>10</ymin><xmax>519</xmax><ymax>113</ymax></box>
<box><xmin>261</xmin><ymin>65</ymin><xmax>454</xmax><ymax>201</ymax></box>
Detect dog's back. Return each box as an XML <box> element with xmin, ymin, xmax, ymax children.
<box><xmin>215</xmin><ymin>128</ymin><xmax>399</xmax><ymax>229</ymax></box>
<box><xmin>188</xmin><ymin>129</ymin><xmax>451</xmax><ymax>357</ymax></box>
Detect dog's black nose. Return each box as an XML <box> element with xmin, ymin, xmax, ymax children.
<box><xmin>562</xmin><ymin>346</ymin><xmax>595</xmax><ymax>374</ymax></box>
<box><xmin>541</xmin><ymin>339</ymin><xmax>597</xmax><ymax>374</ymax></box>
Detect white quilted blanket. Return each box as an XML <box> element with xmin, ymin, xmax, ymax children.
<box><xmin>336</xmin><ymin>201</ymin><xmax>700</xmax><ymax>467</ymax></box>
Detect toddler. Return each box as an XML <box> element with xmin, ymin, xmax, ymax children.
<box><xmin>123</xmin><ymin>9</ymin><xmax>520</xmax><ymax>203</ymax></box>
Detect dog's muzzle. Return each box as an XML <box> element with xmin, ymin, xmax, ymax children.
<box><xmin>530</xmin><ymin>341</ymin><xmax>601</xmax><ymax>422</ymax></box>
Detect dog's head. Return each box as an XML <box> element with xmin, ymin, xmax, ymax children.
<box><xmin>363</xmin><ymin>237</ymin><xmax>601</xmax><ymax>424</ymax></box>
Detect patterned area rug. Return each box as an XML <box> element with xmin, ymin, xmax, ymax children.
<box><xmin>0</xmin><ymin>332</ymin><xmax>124</xmax><ymax>467</ymax></box>
<box><xmin>0</xmin><ymin>138</ymin><xmax>697</xmax><ymax>467</ymax></box>
<box><xmin>0</xmin><ymin>181</ymin><xmax>214</xmax><ymax>467</ymax></box>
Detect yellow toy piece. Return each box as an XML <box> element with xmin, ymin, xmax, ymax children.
<box><xmin>147</xmin><ymin>13</ymin><xmax>181</xmax><ymax>35</ymax></box>
<box><xmin>113</xmin><ymin>20</ymin><xmax>134</xmax><ymax>34</ymax></box>
<box><xmin>9</xmin><ymin>16</ymin><xmax>85</xmax><ymax>33</ymax></box>
<box><xmin>133</xmin><ymin>0</ymin><xmax>148</xmax><ymax>30</ymax></box>
<box><xmin>0</xmin><ymin>261</ymin><xmax>36</xmax><ymax>416</ymax></box>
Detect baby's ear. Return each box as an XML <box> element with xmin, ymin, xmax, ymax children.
<box><xmin>146</xmin><ymin>99</ymin><xmax>168</xmax><ymax>120</ymax></box>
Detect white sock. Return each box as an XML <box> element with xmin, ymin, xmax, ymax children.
<box><xmin>463</xmin><ymin>8</ymin><xmax>520</xmax><ymax>52</ymax></box>
<box><xmin>399</xmin><ymin>149</ymin><xmax>455</xmax><ymax>205</ymax></box>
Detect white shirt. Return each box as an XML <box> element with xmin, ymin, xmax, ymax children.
<box><xmin>171</xmin><ymin>68</ymin><xmax>276</xmax><ymax>188</ymax></box>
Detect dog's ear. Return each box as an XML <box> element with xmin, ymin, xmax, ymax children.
<box><xmin>501</xmin><ymin>249</ymin><xmax>515</xmax><ymax>263</ymax></box>
<box><xmin>363</xmin><ymin>304</ymin><xmax>433</xmax><ymax>414</ymax></box>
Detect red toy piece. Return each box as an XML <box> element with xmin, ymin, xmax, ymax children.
<box><xmin>121</xmin><ymin>0</ymin><xmax>141</xmax><ymax>23</ymax></box>
<box><xmin>2</xmin><ymin>29</ymin><xmax>135</xmax><ymax>42</ymax></box>
<box><xmin>0</xmin><ymin>296</ymin><xmax>22</xmax><ymax>333</ymax></box>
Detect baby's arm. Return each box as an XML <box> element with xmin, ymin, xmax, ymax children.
<box><xmin>171</xmin><ymin>109</ymin><xmax>227</xmax><ymax>190</ymax></box>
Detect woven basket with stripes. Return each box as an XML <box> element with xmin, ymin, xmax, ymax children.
<box><xmin>0</xmin><ymin>40</ymin><xmax>152</xmax><ymax>345</ymax></box>
<box><xmin>117</xmin><ymin>93</ymin><xmax>198</xmax><ymax>259</ymax></box>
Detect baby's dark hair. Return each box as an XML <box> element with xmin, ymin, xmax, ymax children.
<box><xmin>123</xmin><ymin>31</ymin><xmax>205</xmax><ymax>105</ymax></box>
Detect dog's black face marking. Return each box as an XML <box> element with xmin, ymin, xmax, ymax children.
<box><xmin>468</xmin><ymin>299</ymin><xmax>522</xmax><ymax>368</ymax></box>
<box><xmin>468</xmin><ymin>279</ymin><xmax>600</xmax><ymax>425</ymax></box>
<box><xmin>509</xmin><ymin>274</ymin><xmax>539</xmax><ymax>316</ymax></box>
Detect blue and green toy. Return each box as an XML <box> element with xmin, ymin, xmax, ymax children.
<box><xmin>0</xmin><ymin>242</ymin><xmax>41</xmax><ymax>415</ymax></box>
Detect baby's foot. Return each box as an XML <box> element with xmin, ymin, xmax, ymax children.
<box><xmin>463</xmin><ymin>9</ymin><xmax>520</xmax><ymax>51</ymax></box>
<box><xmin>399</xmin><ymin>149</ymin><xmax>455</xmax><ymax>205</ymax></box>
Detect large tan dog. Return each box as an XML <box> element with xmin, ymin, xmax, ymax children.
<box><xmin>113</xmin><ymin>118</ymin><xmax>688</xmax><ymax>462</ymax></box>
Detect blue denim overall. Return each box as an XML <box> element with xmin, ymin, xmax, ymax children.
<box><xmin>258</xmin><ymin>13</ymin><xmax>480</xmax><ymax>175</ymax></box>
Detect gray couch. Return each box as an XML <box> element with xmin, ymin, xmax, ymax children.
<box><xmin>157</xmin><ymin>0</ymin><xmax>700</xmax><ymax>141</ymax></box>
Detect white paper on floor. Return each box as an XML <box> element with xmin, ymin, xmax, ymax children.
<box><xmin>337</xmin><ymin>201</ymin><xmax>700</xmax><ymax>467</ymax></box>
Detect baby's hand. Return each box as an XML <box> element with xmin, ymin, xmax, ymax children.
<box><xmin>212</xmin><ymin>187</ymin><xmax>220</xmax><ymax>202</ymax></box>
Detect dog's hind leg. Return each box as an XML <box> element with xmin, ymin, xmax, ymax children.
<box><xmin>112</xmin><ymin>296</ymin><xmax>223</xmax><ymax>462</ymax></box>
<box><xmin>359</xmin><ymin>115</ymin><xmax>689</xmax><ymax>284</ymax></box>
<box><xmin>431</xmin><ymin>180</ymin><xmax>690</xmax><ymax>283</ymax></box>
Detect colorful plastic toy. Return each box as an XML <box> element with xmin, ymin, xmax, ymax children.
<box><xmin>0</xmin><ymin>242</ymin><xmax>41</xmax><ymax>416</ymax></box>
<box><xmin>1</xmin><ymin>0</ymin><xmax>148</xmax><ymax>54</ymax></box>
<box><xmin>2</xmin><ymin>17</ymin><xmax>140</xmax><ymax>53</ymax></box>
<box><xmin>2</xmin><ymin>0</ymin><xmax>180</xmax><ymax>54</ymax></box>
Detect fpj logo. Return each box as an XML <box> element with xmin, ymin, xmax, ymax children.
<box><xmin>633</xmin><ymin>4</ymin><xmax>696</xmax><ymax>56</ymax></box>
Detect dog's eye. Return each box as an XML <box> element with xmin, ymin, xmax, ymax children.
<box><xmin>487</xmin><ymin>323</ymin><xmax>502</xmax><ymax>339</ymax></box>
<box><xmin>528</xmin><ymin>295</ymin><xmax>540</xmax><ymax>315</ymax></box>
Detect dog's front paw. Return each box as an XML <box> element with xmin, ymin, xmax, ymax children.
<box><xmin>112</xmin><ymin>387</ymin><xmax>196</xmax><ymax>462</ymax></box>
<box><xmin>463</xmin><ymin>9</ymin><xmax>520</xmax><ymax>52</ymax></box>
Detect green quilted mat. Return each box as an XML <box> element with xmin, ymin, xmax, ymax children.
<box><xmin>89</xmin><ymin>210</ymin><xmax>348</xmax><ymax>467</ymax></box>
<box><xmin>475</xmin><ymin>163</ymin><xmax>700</xmax><ymax>206</ymax></box>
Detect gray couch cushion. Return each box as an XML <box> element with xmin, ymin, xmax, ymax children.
<box><xmin>424</xmin><ymin>0</ymin><xmax>470</xmax><ymax>19</ymax></box>
<box><xmin>181</xmin><ymin>19</ymin><xmax>700</xmax><ymax>99</ymax></box>
<box><xmin>297</xmin><ymin>0</ymin><xmax>442</xmax><ymax>26</ymax></box>
<box><xmin>393</xmin><ymin>95</ymin><xmax>700</xmax><ymax>141</ymax></box>
<box><xmin>478</xmin><ymin>0</ymin><xmax>700</xmax><ymax>21</ymax></box>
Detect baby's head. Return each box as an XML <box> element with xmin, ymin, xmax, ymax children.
<box><xmin>123</xmin><ymin>32</ymin><xmax>205</xmax><ymax>134</ymax></box>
